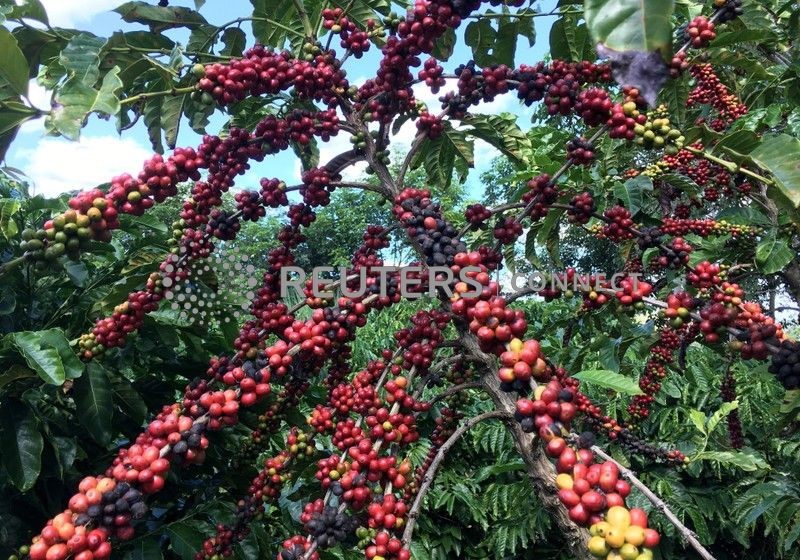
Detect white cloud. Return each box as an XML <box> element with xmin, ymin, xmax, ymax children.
<box><xmin>15</xmin><ymin>135</ymin><xmax>152</xmax><ymax>198</ymax></box>
<box><xmin>18</xmin><ymin>81</ymin><xmax>51</xmax><ymax>136</ymax></box>
<box><xmin>36</xmin><ymin>0</ymin><xmax>121</xmax><ymax>27</ymax></box>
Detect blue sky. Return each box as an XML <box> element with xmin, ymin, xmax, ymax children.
<box><xmin>6</xmin><ymin>0</ymin><xmax>556</xmax><ymax>200</ymax></box>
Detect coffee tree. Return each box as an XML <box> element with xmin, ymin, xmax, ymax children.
<box><xmin>1</xmin><ymin>0</ymin><xmax>799</xmax><ymax>559</ymax></box>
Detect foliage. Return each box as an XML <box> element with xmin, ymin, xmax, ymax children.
<box><xmin>0</xmin><ymin>1</ymin><xmax>799</xmax><ymax>560</ymax></box>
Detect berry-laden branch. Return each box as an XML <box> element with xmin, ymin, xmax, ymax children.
<box><xmin>400</xmin><ymin>410</ymin><xmax>511</xmax><ymax>547</ymax></box>
<box><xmin>587</xmin><ymin>444</ymin><xmax>717</xmax><ymax>560</ymax></box>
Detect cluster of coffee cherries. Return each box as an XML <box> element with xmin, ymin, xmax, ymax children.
<box><xmin>522</xmin><ymin>173</ymin><xmax>558</xmax><ymax>222</ymax></box>
<box><xmin>685</xmin><ymin>15</ymin><xmax>716</xmax><ymax>48</ymax></box>
<box><xmin>302</xmin><ymin>501</ymin><xmax>361</xmax><ymax>548</ymax></box>
<box><xmin>512</xmin><ymin>374</ymin><xmax>664</xmax><ymax>560</ymax></box>
<box><xmin>567</xmin><ymin>192</ymin><xmax>595</xmax><ymax>225</ymax></box>
<box><xmin>566</xmin><ymin>137</ymin><xmax>596</xmax><ymax>165</ymax></box>
<box><xmin>392</xmin><ymin>189</ymin><xmax>467</xmax><ymax>267</ymax></box>
<box><xmin>322</xmin><ymin>7</ymin><xmax>382</xmax><ymax>58</ymax></box>
<box><xmin>663</xmin><ymin>291</ymin><xmax>695</xmax><ymax>329</ymax></box>
<box><xmin>714</xmin><ymin>0</ymin><xmax>743</xmax><ymax>22</ymax></box>
<box><xmin>769</xmin><ymin>340</ymin><xmax>800</xmax><ymax>390</ymax></box>
<box><xmin>21</xmin><ymin>207</ymin><xmax>98</xmax><ymax>268</ymax></box>
<box><xmin>628</xmin><ymin>328</ymin><xmax>682</xmax><ymax>421</ymax></box>
<box><xmin>464</xmin><ymin>203</ymin><xmax>492</xmax><ymax>228</ymax></box>
<box><xmin>587</xmin><ymin>506</ymin><xmax>660</xmax><ymax>560</ymax></box>
<box><xmin>633</xmin><ymin>106</ymin><xmax>685</xmax><ymax>153</ymax></box>
<box><xmin>493</xmin><ymin>216</ymin><xmax>523</xmax><ymax>244</ymax></box>
<box><xmin>688</xmin><ymin>64</ymin><xmax>747</xmax><ymax>129</ymax></box>
<box><xmin>514</xmin><ymin>379</ymin><xmax>578</xmax><ymax>436</ymax></box>
<box><xmin>720</xmin><ymin>367</ymin><xmax>744</xmax><ymax>448</ymax></box>
<box><xmin>602</xmin><ymin>206</ymin><xmax>635</xmax><ymax>241</ymax></box>
<box><xmin>498</xmin><ymin>338</ymin><xmax>548</xmax><ymax>387</ymax></box>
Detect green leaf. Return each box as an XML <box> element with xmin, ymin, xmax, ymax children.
<box><xmin>0</xmin><ymin>27</ymin><xmax>30</xmax><ymax>98</ymax></box>
<box><xmin>0</xmin><ymin>289</ymin><xmax>16</xmax><ymax>316</ymax></box>
<box><xmin>693</xmin><ymin>450</ymin><xmax>769</xmax><ymax>472</ymax></box>
<box><xmin>111</xmin><ymin>376</ymin><xmax>148</xmax><ymax>425</ymax></box>
<box><xmin>712</xmin><ymin>129</ymin><xmax>761</xmax><ymax>160</ymax></box>
<box><xmin>160</xmin><ymin>92</ymin><xmax>185</xmax><ymax>150</ymax></box>
<box><xmin>220</xmin><ymin>27</ymin><xmax>246</xmax><ymax>57</ymax></box>
<box><xmin>584</xmin><ymin>0</ymin><xmax>674</xmax><ymax>56</ymax></box>
<box><xmin>707</xmin><ymin>401</ymin><xmax>738</xmax><ymax>434</ymax></box>
<box><xmin>125</xmin><ymin>537</ymin><xmax>163</xmax><ymax>560</ymax></box>
<box><xmin>61</xmin><ymin>258</ymin><xmax>89</xmax><ymax>287</ymax></box>
<box><xmin>750</xmin><ymin>134</ymin><xmax>800</xmax><ymax>207</ymax></box>
<box><xmin>549</xmin><ymin>15</ymin><xmax>592</xmax><ymax>61</ymax></box>
<box><xmin>413</xmin><ymin>123</ymin><xmax>473</xmax><ymax>190</ymax></box>
<box><xmin>166</xmin><ymin>523</ymin><xmax>204</xmax><ymax>560</ymax></box>
<box><xmin>613</xmin><ymin>175</ymin><xmax>652</xmax><ymax>216</ymax></box>
<box><xmin>114</xmin><ymin>1</ymin><xmax>207</xmax><ymax>30</ymax></box>
<box><xmin>292</xmin><ymin>137</ymin><xmax>320</xmax><ymax>173</ymax></box>
<box><xmin>464</xmin><ymin>18</ymin><xmax>496</xmax><ymax>67</ymax></box>
<box><xmin>494</xmin><ymin>14</ymin><xmax>520</xmax><ymax>67</ymax></box>
<box><xmin>0</xmin><ymin>197</ymin><xmax>20</xmax><ymax>239</ymax></box>
<box><xmin>73</xmin><ymin>362</ymin><xmax>114</xmax><ymax>445</ymax></box>
<box><xmin>59</xmin><ymin>33</ymin><xmax>105</xmax><ymax>86</ymax></box>
<box><xmin>49</xmin><ymin>435</ymin><xmax>77</xmax><ymax>478</ymax></box>
<box><xmin>432</xmin><ymin>27</ymin><xmax>456</xmax><ymax>61</ymax></box>
<box><xmin>0</xmin><ymin>400</ymin><xmax>43</xmax><ymax>491</ymax></box>
<box><xmin>0</xmin><ymin>364</ymin><xmax>35</xmax><ymax>391</ymax></box>
<box><xmin>755</xmin><ymin>234</ymin><xmax>793</xmax><ymax>274</ymax></box>
<box><xmin>51</xmin><ymin>35</ymin><xmax>122</xmax><ymax>139</ymax></box>
<box><xmin>658</xmin><ymin>172</ymin><xmax>700</xmax><ymax>195</ymax></box>
<box><xmin>0</xmin><ymin>103</ymin><xmax>37</xmax><ymax>160</ymax></box>
<box><xmin>461</xmin><ymin>113</ymin><xmax>531</xmax><ymax>167</ymax></box>
<box><xmin>710</xmin><ymin>29</ymin><xmax>772</xmax><ymax>48</ymax></box>
<box><xmin>38</xmin><ymin>329</ymin><xmax>84</xmax><ymax>379</ymax></box>
<box><xmin>572</xmin><ymin>369</ymin><xmax>643</xmax><ymax>395</ymax></box>
<box><xmin>330</xmin><ymin>0</ymin><xmax>390</xmax><ymax>30</ymax></box>
<box><xmin>8</xmin><ymin>331</ymin><xmax>66</xmax><ymax>385</ymax></box>
<box><xmin>688</xmin><ymin>409</ymin><xmax>707</xmax><ymax>435</ymax></box>
<box><xmin>7</xmin><ymin>0</ymin><xmax>49</xmax><ymax>25</ymax></box>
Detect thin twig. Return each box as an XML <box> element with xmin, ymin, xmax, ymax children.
<box><xmin>589</xmin><ymin>445</ymin><xmax>718</xmax><ymax>560</ymax></box>
<box><xmin>401</xmin><ymin>410</ymin><xmax>510</xmax><ymax>546</ymax></box>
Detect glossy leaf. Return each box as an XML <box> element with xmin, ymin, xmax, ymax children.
<box><xmin>0</xmin><ymin>197</ymin><xmax>20</xmax><ymax>239</ymax></box>
<box><xmin>166</xmin><ymin>523</ymin><xmax>205</xmax><ymax>560</ymax></box>
<box><xmin>585</xmin><ymin>0</ymin><xmax>674</xmax><ymax>56</ymax></box>
<box><xmin>220</xmin><ymin>28</ymin><xmax>246</xmax><ymax>57</ymax></box>
<box><xmin>461</xmin><ymin>113</ymin><xmax>531</xmax><ymax>167</ymax></box>
<box><xmin>0</xmin><ymin>27</ymin><xmax>30</xmax><ymax>98</ymax></box>
<box><xmin>0</xmin><ymin>400</ymin><xmax>43</xmax><ymax>491</ymax></box>
<box><xmin>750</xmin><ymin>134</ymin><xmax>800</xmax><ymax>207</ymax></box>
<box><xmin>572</xmin><ymin>369</ymin><xmax>643</xmax><ymax>395</ymax></box>
<box><xmin>549</xmin><ymin>15</ymin><xmax>592</xmax><ymax>61</ymax></box>
<box><xmin>73</xmin><ymin>362</ymin><xmax>114</xmax><ymax>445</ymax></box>
<box><xmin>39</xmin><ymin>329</ymin><xmax>84</xmax><ymax>380</ymax></box>
<box><xmin>7</xmin><ymin>330</ymin><xmax>66</xmax><ymax>385</ymax></box>
<box><xmin>125</xmin><ymin>537</ymin><xmax>163</xmax><ymax>560</ymax></box>
<box><xmin>613</xmin><ymin>175</ymin><xmax>652</xmax><ymax>216</ymax></box>
<box><xmin>755</xmin><ymin>234</ymin><xmax>793</xmax><ymax>274</ymax></box>
<box><xmin>114</xmin><ymin>2</ymin><xmax>207</xmax><ymax>30</ymax></box>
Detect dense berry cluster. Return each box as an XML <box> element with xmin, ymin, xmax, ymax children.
<box><xmin>522</xmin><ymin>173</ymin><xmax>558</xmax><ymax>222</ymax></box>
<box><xmin>567</xmin><ymin>192</ymin><xmax>595</xmax><ymax>225</ymax></box>
<box><xmin>602</xmin><ymin>206</ymin><xmax>635</xmax><ymax>241</ymax></box>
<box><xmin>688</xmin><ymin>64</ymin><xmax>747</xmax><ymax>129</ymax></box>
<box><xmin>566</xmin><ymin>137</ymin><xmax>596</xmax><ymax>165</ymax></box>
<box><xmin>685</xmin><ymin>16</ymin><xmax>716</xmax><ymax>48</ymax></box>
<box><xmin>769</xmin><ymin>340</ymin><xmax>800</xmax><ymax>390</ymax></box>
<box><xmin>464</xmin><ymin>203</ymin><xmax>492</xmax><ymax>227</ymax></box>
<box><xmin>393</xmin><ymin>189</ymin><xmax>467</xmax><ymax>266</ymax></box>
<box><xmin>628</xmin><ymin>328</ymin><xmax>682</xmax><ymax>421</ymax></box>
